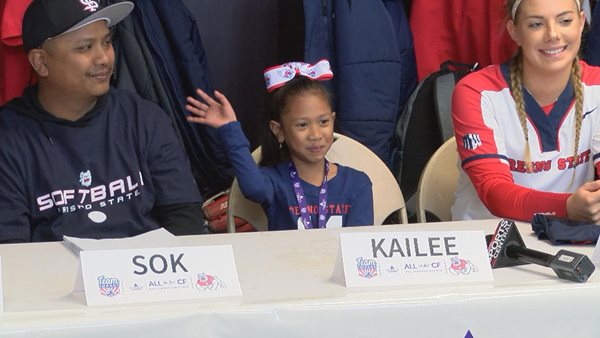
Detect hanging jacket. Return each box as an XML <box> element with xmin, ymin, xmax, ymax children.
<box><xmin>303</xmin><ymin>0</ymin><xmax>417</xmax><ymax>166</ymax></box>
<box><xmin>584</xmin><ymin>2</ymin><xmax>600</xmax><ymax>66</ymax></box>
<box><xmin>111</xmin><ymin>10</ymin><xmax>170</xmax><ymax>109</ymax></box>
<box><xmin>410</xmin><ymin>0</ymin><xmax>516</xmax><ymax>80</ymax></box>
<box><xmin>109</xmin><ymin>0</ymin><xmax>233</xmax><ymax>198</ymax></box>
<box><xmin>0</xmin><ymin>0</ymin><xmax>32</xmax><ymax>104</ymax></box>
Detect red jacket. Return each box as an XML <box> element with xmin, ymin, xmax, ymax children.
<box><xmin>410</xmin><ymin>0</ymin><xmax>517</xmax><ymax>80</ymax></box>
<box><xmin>1</xmin><ymin>0</ymin><xmax>32</xmax><ymax>104</ymax></box>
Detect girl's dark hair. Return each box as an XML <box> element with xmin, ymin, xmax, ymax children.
<box><xmin>259</xmin><ymin>76</ymin><xmax>332</xmax><ymax>167</ymax></box>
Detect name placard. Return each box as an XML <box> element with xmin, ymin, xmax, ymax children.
<box><xmin>591</xmin><ymin>235</ymin><xmax>600</xmax><ymax>269</ymax></box>
<box><xmin>0</xmin><ymin>257</ymin><xmax>3</xmax><ymax>312</ymax></box>
<box><xmin>81</xmin><ymin>246</ymin><xmax>242</xmax><ymax>306</ymax></box>
<box><xmin>335</xmin><ymin>231</ymin><xmax>493</xmax><ymax>287</ymax></box>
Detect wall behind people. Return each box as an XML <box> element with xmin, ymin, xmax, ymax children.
<box><xmin>182</xmin><ymin>0</ymin><xmax>280</xmax><ymax>148</ymax></box>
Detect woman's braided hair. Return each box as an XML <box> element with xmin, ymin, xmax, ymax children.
<box><xmin>506</xmin><ymin>0</ymin><xmax>583</xmax><ymax>180</ymax></box>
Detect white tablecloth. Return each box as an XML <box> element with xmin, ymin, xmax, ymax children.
<box><xmin>0</xmin><ymin>220</ymin><xmax>599</xmax><ymax>337</ymax></box>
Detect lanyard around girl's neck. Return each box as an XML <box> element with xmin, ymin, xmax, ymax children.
<box><xmin>289</xmin><ymin>160</ymin><xmax>329</xmax><ymax>229</ymax></box>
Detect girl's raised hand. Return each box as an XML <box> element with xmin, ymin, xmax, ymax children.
<box><xmin>186</xmin><ymin>88</ymin><xmax>237</xmax><ymax>128</ymax></box>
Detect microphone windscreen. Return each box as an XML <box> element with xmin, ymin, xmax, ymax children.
<box><xmin>485</xmin><ymin>234</ymin><xmax>493</xmax><ymax>245</ymax></box>
<box><xmin>487</xmin><ymin>219</ymin><xmax>529</xmax><ymax>269</ymax></box>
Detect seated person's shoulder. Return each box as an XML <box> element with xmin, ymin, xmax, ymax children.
<box><xmin>580</xmin><ymin>60</ymin><xmax>600</xmax><ymax>85</ymax></box>
<box><xmin>108</xmin><ymin>88</ymin><xmax>167</xmax><ymax>117</ymax></box>
<box><xmin>335</xmin><ymin>164</ymin><xmax>372</xmax><ymax>186</ymax></box>
<box><xmin>0</xmin><ymin>98</ymin><xmax>41</xmax><ymax>137</ymax></box>
<box><xmin>109</xmin><ymin>87</ymin><xmax>147</xmax><ymax>104</ymax></box>
<box><xmin>455</xmin><ymin>64</ymin><xmax>507</xmax><ymax>95</ymax></box>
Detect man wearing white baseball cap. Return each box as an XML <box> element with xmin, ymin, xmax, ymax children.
<box><xmin>0</xmin><ymin>0</ymin><xmax>206</xmax><ymax>242</ymax></box>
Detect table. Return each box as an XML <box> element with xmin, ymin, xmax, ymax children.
<box><xmin>0</xmin><ymin>219</ymin><xmax>599</xmax><ymax>337</ymax></box>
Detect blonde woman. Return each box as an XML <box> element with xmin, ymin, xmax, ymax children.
<box><xmin>452</xmin><ymin>0</ymin><xmax>600</xmax><ymax>223</ymax></box>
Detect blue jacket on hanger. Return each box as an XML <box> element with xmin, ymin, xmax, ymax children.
<box><xmin>304</xmin><ymin>0</ymin><xmax>417</xmax><ymax>166</ymax></box>
<box><xmin>116</xmin><ymin>0</ymin><xmax>233</xmax><ymax>197</ymax></box>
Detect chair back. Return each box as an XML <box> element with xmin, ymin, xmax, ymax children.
<box><xmin>227</xmin><ymin>133</ymin><xmax>408</xmax><ymax>232</ymax></box>
<box><xmin>325</xmin><ymin>133</ymin><xmax>408</xmax><ymax>225</ymax></box>
<box><xmin>415</xmin><ymin>137</ymin><xmax>459</xmax><ymax>223</ymax></box>
<box><xmin>227</xmin><ymin>148</ymin><xmax>267</xmax><ymax>232</ymax></box>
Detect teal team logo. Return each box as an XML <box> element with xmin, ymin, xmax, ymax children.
<box><xmin>356</xmin><ymin>257</ymin><xmax>379</xmax><ymax>278</ymax></box>
<box><xmin>97</xmin><ymin>275</ymin><xmax>121</xmax><ymax>297</ymax></box>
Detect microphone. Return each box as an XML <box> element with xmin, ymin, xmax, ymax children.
<box><xmin>486</xmin><ymin>219</ymin><xmax>595</xmax><ymax>283</ymax></box>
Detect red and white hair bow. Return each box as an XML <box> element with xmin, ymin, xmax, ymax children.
<box><xmin>263</xmin><ymin>59</ymin><xmax>333</xmax><ymax>92</ymax></box>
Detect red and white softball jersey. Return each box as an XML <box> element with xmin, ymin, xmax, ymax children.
<box><xmin>452</xmin><ymin>61</ymin><xmax>600</xmax><ymax>221</ymax></box>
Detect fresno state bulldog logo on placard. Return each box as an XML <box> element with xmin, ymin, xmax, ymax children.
<box><xmin>194</xmin><ymin>273</ymin><xmax>226</xmax><ymax>291</ymax></box>
<box><xmin>448</xmin><ymin>256</ymin><xmax>479</xmax><ymax>275</ymax></box>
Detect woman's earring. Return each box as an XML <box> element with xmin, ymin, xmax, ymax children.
<box><xmin>279</xmin><ymin>142</ymin><xmax>283</xmax><ymax>149</ymax></box>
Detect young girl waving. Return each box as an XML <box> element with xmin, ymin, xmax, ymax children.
<box><xmin>186</xmin><ymin>60</ymin><xmax>374</xmax><ymax>230</ymax></box>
